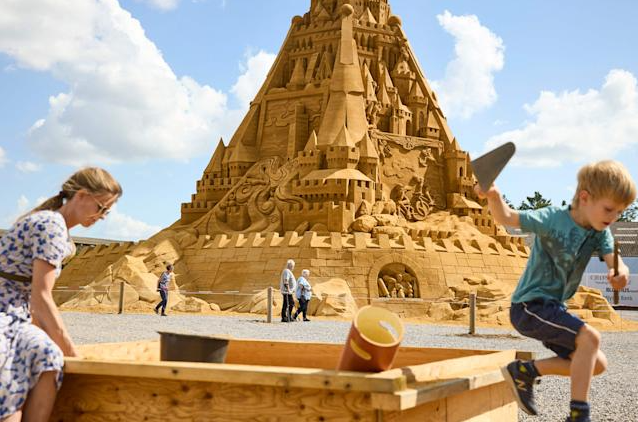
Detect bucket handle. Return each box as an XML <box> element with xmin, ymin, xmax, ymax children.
<box><xmin>349</xmin><ymin>339</ymin><xmax>372</xmax><ymax>360</ymax></box>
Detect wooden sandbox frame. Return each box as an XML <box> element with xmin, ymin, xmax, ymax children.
<box><xmin>52</xmin><ymin>339</ymin><xmax>532</xmax><ymax>421</ymax></box>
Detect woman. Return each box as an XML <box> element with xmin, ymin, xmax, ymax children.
<box><xmin>292</xmin><ymin>269</ymin><xmax>312</xmax><ymax>322</ymax></box>
<box><xmin>0</xmin><ymin>167</ymin><xmax>122</xmax><ymax>421</ymax></box>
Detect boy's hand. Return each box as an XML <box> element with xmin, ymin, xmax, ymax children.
<box><xmin>473</xmin><ymin>183</ymin><xmax>499</xmax><ymax>200</ymax></box>
<box><xmin>608</xmin><ymin>265</ymin><xmax>629</xmax><ymax>291</ymax></box>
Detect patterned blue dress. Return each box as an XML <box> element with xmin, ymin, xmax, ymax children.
<box><xmin>0</xmin><ymin>211</ymin><xmax>74</xmax><ymax>418</ymax></box>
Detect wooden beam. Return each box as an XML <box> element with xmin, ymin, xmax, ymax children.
<box><xmin>54</xmin><ymin>374</ymin><xmax>378</xmax><ymax>421</ymax></box>
<box><xmin>367</xmin><ymin>349</ymin><xmax>516</xmax><ymax>385</ymax></box>
<box><xmin>370</xmin><ymin>368</ymin><xmax>506</xmax><ymax>411</ymax></box>
<box><xmin>77</xmin><ymin>338</ymin><xmax>503</xmax><ymax>369</ymax></box>
<box><xmin>64</xmin><ymin>358</ymin><xmax>407</xmax><ymax>393</ymax></box>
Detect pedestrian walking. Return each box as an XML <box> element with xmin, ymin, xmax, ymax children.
<box><xmin>280</xmin><ymin>259</ymin><xmax>296</xmax><ymax>322</ymax></box>
<box><xmin>154</xmin><ymin>264</ymin><xmax>173</xmax><ymax>316</ymax></box>
<box><xmin>292</xmin><ymin>269</ymin><xmax>312</xmax><ymax>322</ymax></box>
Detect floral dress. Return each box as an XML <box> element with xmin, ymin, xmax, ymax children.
<box><xmin>0</xmin><ymin>211</ymin><xmax>74</xmax><ymax>418</ymax></box>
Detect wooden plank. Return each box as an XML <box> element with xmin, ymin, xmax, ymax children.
<box><xmin>515</xmin><ymin>350</ymin><xmax>536</xmax><ymax>361</ymax></box>
<box><xmin>77</xmin><ymin>338</ymin><xmax>499</xmax><ymax>369</ymax></box>
<box><xmin>227</xmin><ymin>340</ymin><xmax>496</xmax><ymax>369</ymax></box>
<box><xmin>63</xmin><ymin>358</ymin><xmax>406</xmax><ymax>394</ymax></box>
<box><xmin>368</xmin><ymin>350</ymin><xmax>516</xmax><ymax>385</ymax></box>
<box><xmin>445</xmin><ymin>382</ymin><xmax>516</xmax><ymax>421</ymax></box>
<box><xmin>370</xmin><ymin>368</ymin><xmax>505</xmax><ymax>411</ymax></box>
<box><xmin>53</xmin><ymin>374</ymin><xmax>378</xmax><ymax>421</ymax></box>
<box><xmin>372</xmin><ymin>378</ymin><xmax>469</xmax><ymax>411</ymax></box>
<box><xmin>381</xmin><ymin>398</ymin><xmax>447</xmax><ymax>422</ymax></box>
<box><xmin>380</xmin><ymin>382</ymin><xmax>516</xmax><ymax>422</ymax></box>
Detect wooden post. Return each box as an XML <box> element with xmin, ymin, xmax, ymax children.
<box><xmin>469</xmin><ymin>293</ymin><xmax>476</xmax><ymax>335</ymax></box>
<box><xmin>118</xmin><ymin>281</ymin><xmax>125</xmax><ymax>315</ymax></box>
<box><xmin>267</xmin><ymin>286</ymin><xmax>273</xmax><ymax>323</ymax></box>
<box><xmin>613</xmin><ymin>241</ymin><xmax>620</xmax><ymax>305</ymax></box>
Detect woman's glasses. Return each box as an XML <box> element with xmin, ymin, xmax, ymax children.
<box><xmin>90</xmin><ymin>195</ymin><xmax>111</xmax><ymax>216</ymax></box>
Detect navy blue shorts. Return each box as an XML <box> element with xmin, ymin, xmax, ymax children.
<box><xmin>510</xmin><ymin>299</ymin><xmax>585</xmax><ymax>359</ymax></box>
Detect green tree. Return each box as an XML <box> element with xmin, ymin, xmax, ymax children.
<box><xmin>502</xmin><ymin>195</ymin><xmax>515</xmax><ymax>208</ymax></box>
<box><xmin>519</xmin><ymin>191</ymin><xmax>552</xmax><ymax>210</ymax></box>
<box><xmin>618</xmin><ymin>200</ymin><xmax>638</xmax><ymax>222</ymax></box>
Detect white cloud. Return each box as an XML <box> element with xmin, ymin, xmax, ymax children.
<box><xmin>95</xmin><ymin>205</ymin><xmax>162</xmax><ymax>241</ymax></box>
<box><xmin>1</xmin><ymin>195</ymin><xmax>160</xmax><ymax>241</ymax></box>
<box><xmin>486</xmin><ymin>69</ymin><xmax>638</xmax><ymax>167</ymax></box>
<box><xmin>231</xmin><ymin>50</ymin><xmax>276</xmax><ymax>109</ymax></box>
<box><xmin>15</xmin><ymin>161</ymin><xmax>42</xmax><ymax>173</ymax></box>
<box><xmin>0</xmin><ymin>147</ymin><xmax>7</xmax><ymax>167</ymax></box>
<box><xmin>0</xmin><ymin>0</ymin><xmax>273</xmax><ymax>166</ymax></box>
<box><xmin>431</xmin><ymin>10</ymin><xmax>505</xmax><ymax>119</ymax></box>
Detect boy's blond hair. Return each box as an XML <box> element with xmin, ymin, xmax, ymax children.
<box><xmin>572</xmin><ymin>160</ymin><xmax>636</xmax><ymax>207</ymax></box>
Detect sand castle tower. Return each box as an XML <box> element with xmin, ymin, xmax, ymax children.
<box><xmin>56</xmin><ymin>0</ymin><xmax>544</xmax><ymax>321</ymax></box>
<box><xmin>179</xmin><ymin>0</ymin><xmax>489</xmax><ymax>236</ymax></box>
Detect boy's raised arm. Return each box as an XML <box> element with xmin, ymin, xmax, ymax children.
<box><xmin>474</xmin><ymin>184</ymin><xmax>520</xmax><ymax>228</ymax></box>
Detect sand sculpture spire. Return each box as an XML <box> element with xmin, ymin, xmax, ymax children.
<box><xmin>180</xmin><ymin>0</ymin><xmax>492</xmax><ymax>237</ymax></box>
<box><xmin>316</xmin><ymin>4</ymin><xmax>368</xmax><ymax>149</ymax></box>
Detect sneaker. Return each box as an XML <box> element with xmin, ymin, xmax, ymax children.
<box><xmin>154</xmin><ymin>308</ymin><xmax>159</xmax><ymax>315</ymax></box>
<box><xmin>566</xmin><ymin>405</ymin><xmax>591</xmax><ymax>422</ymax></box>
<box><xmin>160</xmin><ymin>313</ymin><xmax>167</xmax><ymax>317</ymax></box>
<box><xmin>303</xmin><ymin>318</ymin><xmax>310</xmax><ymax>322</ymax></box>
<box><xmin>501</xmin><ymin>360</ymin><xmax>538</xmax><ymax>415</ymax></box>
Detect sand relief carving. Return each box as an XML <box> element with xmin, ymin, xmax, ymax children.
<box><xmin>377</xmin><ymin>264</ymin><xmax>419</xmax><ymax>299</ymax></box>
<box><xmin>195</xmin><ymin>157</ymin><xmax>304</xmax><ymax>235</ymax></box>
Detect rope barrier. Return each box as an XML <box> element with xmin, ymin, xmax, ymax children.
<box><xmin>52</xmin><ymin>284</ymin><xmax>635</xmax><ymax>332</ymax></box>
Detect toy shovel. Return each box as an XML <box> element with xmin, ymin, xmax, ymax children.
<box><xmin>470</xmin><ymin>142</ymin><xmax>516</xmax><ymax>192</ymax></box>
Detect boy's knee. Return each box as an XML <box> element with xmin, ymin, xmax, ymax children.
<box><xmin>576</xmin><ymin>325</ymin><xmax>601</xmax><ymax>350</ymax></box>
<box><xmin>594</xmin><ymin>351</ymin><xmax>608</xmax><ymax>375</ymax></box>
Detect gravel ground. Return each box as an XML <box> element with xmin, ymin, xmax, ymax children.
<box><xmin>62</xmin><ymin>311</ymin><xmax>638</xmax><ymax>422</ymax></box>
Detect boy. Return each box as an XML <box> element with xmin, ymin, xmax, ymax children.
<box><xmin>475</xmin><ymin>160</ymin><xmax>636</xmax><ymax>422</ymax></box>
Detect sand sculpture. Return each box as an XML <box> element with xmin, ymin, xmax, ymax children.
<box><xmin>55</xmin><ymin>0</ymin><xmax>626</xmax><ymax>329</ymax></box>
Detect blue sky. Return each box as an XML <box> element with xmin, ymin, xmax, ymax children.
<box><xmin>1</xmin><ymin>0</ymin><xmax>637</xmax><ymax>240</ymax></box>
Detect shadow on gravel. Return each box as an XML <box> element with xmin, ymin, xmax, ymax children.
<box><xmin>452</xmin><ymin>333</ymin><xmax>524</xmax><ymax>340</ymax></box>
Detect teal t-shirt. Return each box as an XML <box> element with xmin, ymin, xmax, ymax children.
<box><xmin>512</xmin><ymin>206</ymin><xmax>614</xmax><ymax>304</ymax></box>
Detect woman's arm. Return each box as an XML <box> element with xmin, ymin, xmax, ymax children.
<box><xmin>30</xmin><ymin>259</ymin><xmax>79</xmax><ymax>357</ymax></box>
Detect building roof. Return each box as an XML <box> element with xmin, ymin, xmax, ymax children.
<box><xmin>507</xmin><ymin>221</ymin><xmax>638</xmax><ymax>257</ymax></box>
<box><xmin>611</xmin><ymin>222</ymin><xmax>638</xmax><ymax>257</ymax></box>
<box><xmin>0</xmin><ymin>228</ymin><xmax>122</xmax><ymax>247</ymax></box>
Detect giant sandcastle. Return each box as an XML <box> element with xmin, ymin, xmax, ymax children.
<box><xmin>56</xmin><ymin>0</ymin><xmax>625</xmax><ymax>328</ymax></box>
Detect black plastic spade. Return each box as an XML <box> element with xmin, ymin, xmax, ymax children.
<box><xmin>158</xmin><ymin>331</ymin><xmax>230</xmax><ymax>363</ymax></box>
<box><xmin>470</xmin><ymin>142</ymin><xmax>516</xmax><ymax>192</ymax></box>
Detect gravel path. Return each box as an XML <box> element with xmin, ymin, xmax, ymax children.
<box><xmin>62</xmin><ymin>311</ymin><xmax>638</xmax><ymax>422</ymax></box>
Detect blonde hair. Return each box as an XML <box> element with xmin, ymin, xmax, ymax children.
<box><xmin>572</xmin><ymin>160</ymin><xmax>636</xmax><ymax>208</ymax></box>
<box><xmin>29</xmin><ymin>167</ymin><xmax>123</xmax><ymax>215</ymax></box>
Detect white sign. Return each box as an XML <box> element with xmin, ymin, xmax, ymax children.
<box><xmin>581</xmin><ymin>273</ymin><xmax>638</xmax><ymax>307</ymax></box>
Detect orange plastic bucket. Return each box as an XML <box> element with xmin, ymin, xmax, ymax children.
<box><xmin>337</xmin><ymin>306</ymin><xmax>404</xmax><ymax>372</ymax></box>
